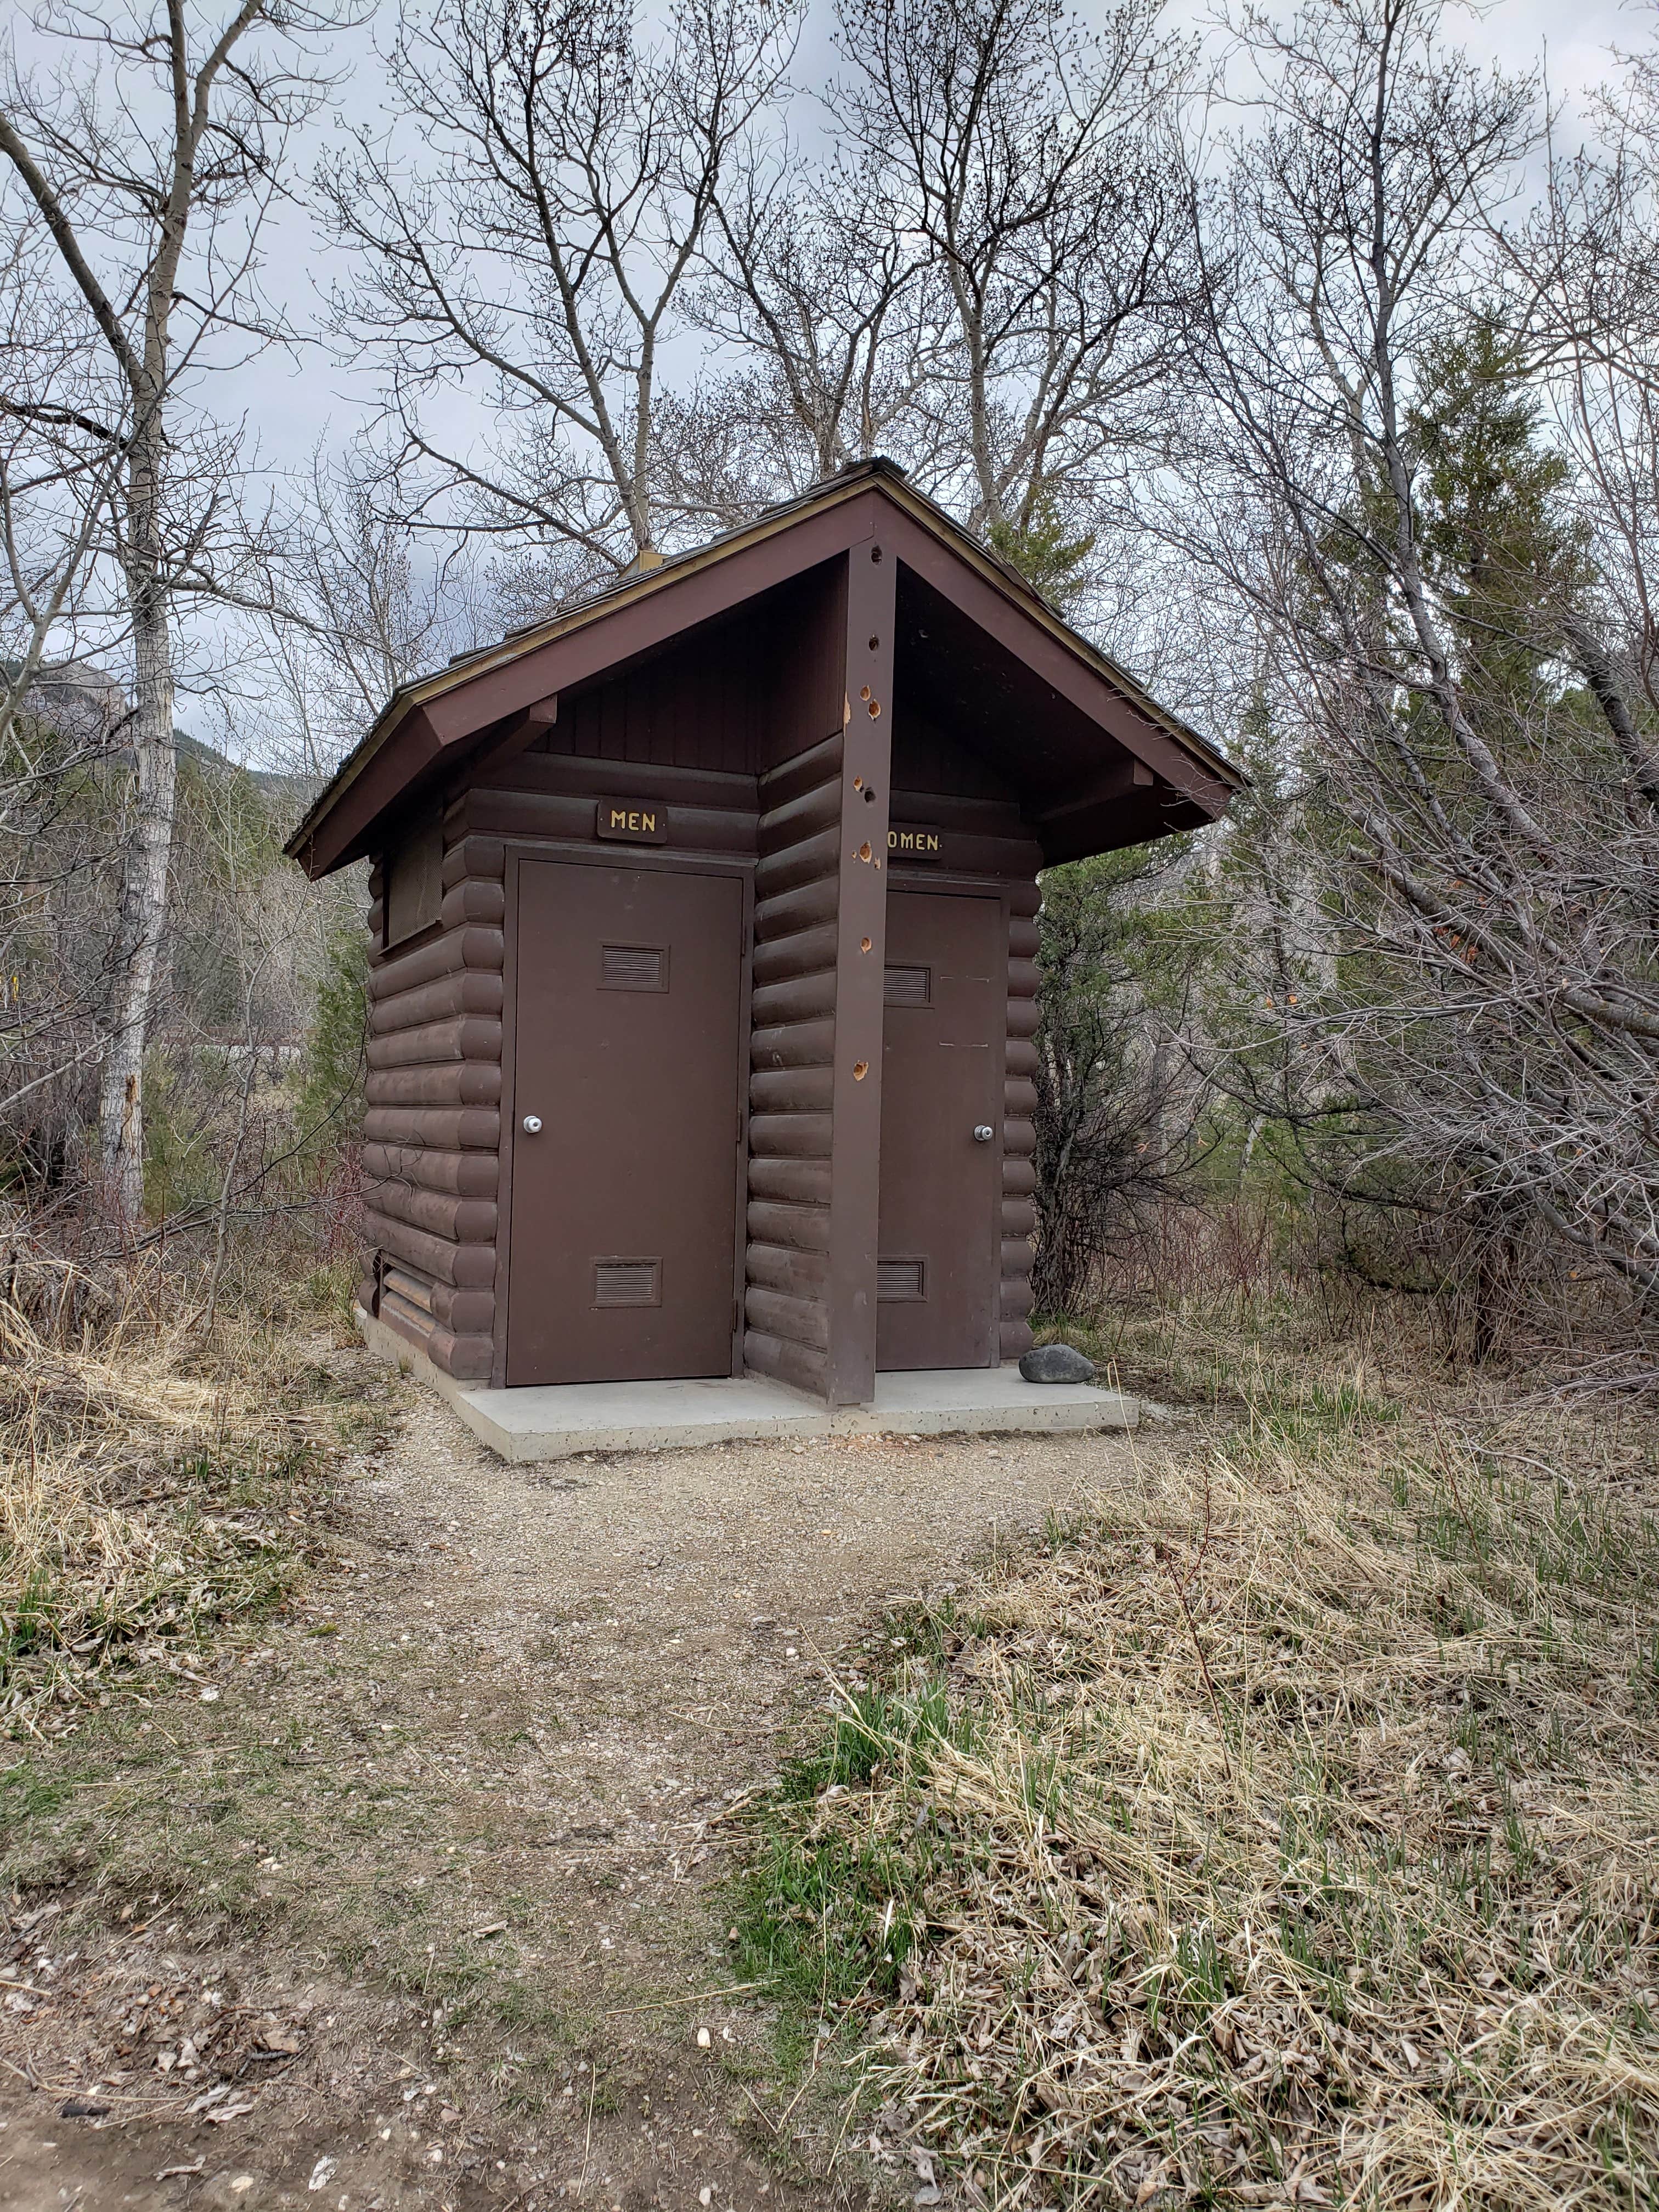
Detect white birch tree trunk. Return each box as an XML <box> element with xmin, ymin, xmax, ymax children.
<box><xmin>98</xmin><ymin>417</ymin><xmax>177</xmax><ymax>1226</ymax></box>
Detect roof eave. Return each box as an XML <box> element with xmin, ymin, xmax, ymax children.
<box><xmin>284</xmin><ymin>462</ymin><xmax>1240</xmax><ymax>871</ymax></box>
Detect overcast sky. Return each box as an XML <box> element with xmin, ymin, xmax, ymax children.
<box><xmin>241</xmin><ymin>0</ymin><xmax>1655</xmax><ymax>478</ymax></box>
<box><xmin>147</xmin><ymin>0</ymin><xmax>1654</xmax><ymax>747</ymax></box>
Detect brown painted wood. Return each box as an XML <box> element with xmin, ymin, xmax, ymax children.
<box><xmin>876</xmin><ymin>889</ymin><xmax>1005</xmax><ymax>1372</ymax></box>
<box><xmin>749</xmin><ymin>972</ymin><xmax>837</xmax><ymax>1028</ymax></box>
<box><xmin>889</xmin><ymin>831</ymin><xmax>1042</xmax><ymax>880</ymax></box>
<box><xmin>370</xmin><ymin>927</ymin><xmax>504</xmax><ymax>989</ymax></box>
<box><xmin>429</xmin><ymin>1286</ymin><xmax>495</xmax><ymax>1334</ymax></box>
<box><xmin>751</xmin><ymin>926</ymin><xmax>839</xmax><ymax>988</ymax></box>
<box><xmin>364</xmin><ymin>1182</ymin><xmax>498</xmax><ymax>1244</ymax></box>
<box><xmin>363</xmin><ymin>1143</ymin><xmax>499</xmax><ymax>1198</ymax></box>
<box><xmin>365</xmin><ymin>1065</ymin><xmax>502</xmax><ymax>1109</ymax></box>
<box><xmin>746</xmin><ymin>1158</ymin><xmax>833</xmax><ymax>1205</ymax></box>
<box><xmin>441</xmin><ymin>836</ymin><xmax>507</xmax><ymax>889</ymax></box>
<box><xmin>1000</xmin><ymin>899</ymin><xmax>1039</xmax><ymax>1361</ymax></box>
<box><xmin>302</xmin><ymin>467</ymin><xmax>1249</xmax><ymax>1403</ymax></box>
<box><xmin>458</xmin><ymin>788</ymin><xmax>758</xmax><ymax>856</ymax></box>
<box><xmin>743</xmin><ymin>1327</ymin><xmax>828</xmax><ymax>1395</ymax></box>
<box><xmin>749</xmin><ymin>1066</ymin><xmax>835</xmax><ymax>1114</ymax></box>
<box><xmin>750</xmin><ymin>1019</ymin><xmax>836</xmax><ymax>1071</ymax></box>
<box><xmin>748</xmin><ymin>1111</ymin><xmax>833</xmax><ymax>1159</ymax></box>
<box><xmin>291</xmin><ymin>498</ymin><xmax>877</xmax><ymax>874</ymax></box>
<box><xmin>428</xmin><ymin>1328</ymin><xmax>494</xmax><ymax>1380</ymax></box>
<box><xmin>440</xmin><ymin>879</ymin><xmax>505</xmax><ymax>929</ymax></box>
<box><xmin>759</xmin><ymin>777</ymin><xmax>842</xmax><ymax>844</ymax></box>
<box><xmin>365</xmin><ymin>1017</ymin><xmax>503</xmax><ymax>1070</ymax></box>
<box><xmin>820</xmin><ymin>544</ymin><xmax>895</xmax><ymax>1406</ymax></box>
<box><xmin>364</xmin><ymin>1207</ymin><xmax>496</xmax><ymax>1288</ymax></box>
<box><xmin>363</xmin><ymin>1106</ymin><xmax>500</xmax><ymax>1152</ymax></box>
<box><xmin>753</xmin><ymin>826</ymin><xmax>842</xmax><ymax>901</ymax></box>
<box><xmin>471</xmin><ymin>753</ymin><xmax>758</xmax><ymax>806</ymax></box>
<box><xmin>753</xmin><ymin>876</ymin><xmax>840</xmax><ymax>942</ymax></box>
<box><xmin>505</xmin><ymin>859</ymin><xmax>745</xmax><ymax>1386</ymax></box>
<box><xmin>760</xmin><ymin>730</ymin><xmax>844</xmax><ymax>810</ymax></box>
<box><xmin>743</xmin><ymin>700</ymin><xmax>845</xmax><ymax>1403</ymax></box>
<box><xmin>744</xmin><ymin>1242</ymin><xmax>830</xmax><ymax>1296</ymax></box>
<box><xmin>744</xmin><ymin>1285</ymin><xmax>830</xmax><ymax>1351</ymax></box>
<box><xmin>746</xmin><ymin>1199</ymin><xmax>831</xmax><ymax>1252</ymax></box>
<box><xmin>369</xmin><ymin>971</ymin><xmax>504</xmax><ymax>1034</ymax></box>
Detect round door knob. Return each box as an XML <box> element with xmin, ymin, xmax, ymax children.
<box><xmin>973</xmin><ymin>1124</ymin><xmax>995</xmax><ymax>1143</ymax></box>
<box><xmin>522</xmin><ymin>1114</ymin><xmax>543</xmax><ymax>1134</ymax></box>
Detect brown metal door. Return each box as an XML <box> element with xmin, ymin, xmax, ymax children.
<box><xmin>507</xmin><ymin>861</ymin><xmax>744</xmax><ymax>1386</ymax></box>
<box><xmin>876</xmin><ymin>890</ymin><xmax>1004</xmax><ymax>1371</ymax></box>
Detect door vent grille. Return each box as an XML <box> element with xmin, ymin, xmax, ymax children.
<box><xmin>594</xmin><ymin>1258</ymin><xmax>662</xmax><ymax>1308</ymax></box>
<box><xmin>600</xmin><ymin>943</ymin><xmax>668</xmax><ymax>991</ymax></box>
<box><xmin>877</xmin><ymin>1258</ymin><xmax>927</xmax><ymax>1302</ymax></box>
<box><xmin>884</xmin><ymin>964</ymin><xmax>930</xmax><ymax>1007</ymax></box>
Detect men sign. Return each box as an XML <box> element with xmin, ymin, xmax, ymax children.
<box><xmin>595</xmin><ymin>798</ymin><xmax>669</xmax><ymax>844</ymax></box>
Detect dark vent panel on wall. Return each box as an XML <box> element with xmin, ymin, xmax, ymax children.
<box><xmin>884</xmin><ymin>964</ymin><xmax>931</xmax><ymax>1007</ymax></box>
<box><xmin>594</xmin><ymin>1258</ymin><xmax>662</xmax><ymax>1308</ymax></box>
<box><xmin>600</xmin><ymin>943</ymin><xmax>668</xmax><ymax>992</ymax></box>
<box><xmin>877</xmin><ymin>1258</ymin><xmax>927</xmax><ymax>1302</ymax></box>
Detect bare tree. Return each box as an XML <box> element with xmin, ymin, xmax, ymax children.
<box><xmin>267</xmin><ymin>441</ymin><xmax>486</xmax><ymax>780</ymax></box>
<box><xmin>321</xmin><ymin>0</ymin><xmax>800</xmax><ymax>595</ymax></box>
<box><xmin>832</xmin><ymin>0</ymin><xmax>1202</xmax><ymax>566</ymax></box>
<box><xmin>1163</xmin><ymin>0</ymin><xmax>1659</xmax><ymax>1318</ymax></box>
<box><xmin>1</xmin><ymin>0</ymin><xmax>354</xmax><ymax>1225</ymax></box>
<box><xmin>0</xmin><ymin>232</ymin><xmax>132</xmax><ymax>757</ymax></box>
<box><xmin>662</xmin><ymin>150</ymin><xmax>947</xmax><ymax>524</ymax></box>
<box><xmin>1031</xmin><ymin>842</ymin><xmax>1213</xmax><ymax>1317</ymax></box>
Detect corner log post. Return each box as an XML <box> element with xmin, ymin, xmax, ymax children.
<box><xmin>823</xmin><ymin>539</ymin><xmax>896</xmax><ymax>1406</ymax></box>
<box><xmin>360</xmin><ymin>829</ymin><xmax>506</xmax><ymax>1380</ymax></box>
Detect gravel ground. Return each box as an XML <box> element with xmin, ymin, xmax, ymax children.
<box><xmin>1</xmin><ymin>1348</ymin><xmax>1152</xmax><ymax>2212</ymax></box>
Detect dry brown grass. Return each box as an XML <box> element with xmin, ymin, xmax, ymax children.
<box><xmin>0</xmin><ymin>1284</ymin><xmax>359</xmax><ymax>1738</ymax></box>
<box><xmin>739</xmin><ymin>1373</ymin><xmax>1659</xmax><ymax>2207</ymax></box>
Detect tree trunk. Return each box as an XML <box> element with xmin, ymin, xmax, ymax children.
<box><xmin>99</xmin><ymin>425</ymin><xmax>177</xmax><ymax>1228</ymax></box>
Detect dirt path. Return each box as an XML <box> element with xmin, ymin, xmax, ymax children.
<box><xmin>1</xmin><ymin>1347</ymin><xmax>1149</xmax><ymax>2212</ymax></box>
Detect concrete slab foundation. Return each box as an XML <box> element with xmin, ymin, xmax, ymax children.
<box><xmin>356</xmin><ymin>1306</ymin><xmax>1137</xmax><ymax>1462</ymax></box>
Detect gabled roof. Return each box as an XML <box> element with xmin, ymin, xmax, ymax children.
<box><xmin>285</xmin><ymin>458</ymin><xmax>1240</xmax><ymax>877</ymax></box>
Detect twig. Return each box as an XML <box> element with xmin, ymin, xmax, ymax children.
<box><xmin>1423</xmin><ymin>1400</ymin><xmax>1487</xmax><ymax>1561</ymax></box>
<box><xmin>737</xmin><ymin>2078</ymin><xmax>780</xmax><ymax>2137</ymax></box>
<box><xmin>601</xmin><ymin>1982</ymin><xmax>758</xmax><ymax>2018</ymax></box>
<box><xmin>1155</xmin><ymin>1543</ymin><xmax>1234</xmax><ymax>1782</ymax></box>
<box><xmin>576</xmin><ymin>2066</ymin><xmax>597</xmax><ymax>2199</ymax></box>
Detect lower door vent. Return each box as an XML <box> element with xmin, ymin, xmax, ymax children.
<box><xmin>593</xmin><ymin>1257</ymin><xmax>662</xmax><ymax>1308</ymax></box>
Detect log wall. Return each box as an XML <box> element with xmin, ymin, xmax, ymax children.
<box><xmin>360</xmin><ymin>833</ymin><xmax>506</xmax><ymax>1381</ymax></box>
<box><xmin>357</xmin><ymin>557</ymin><xmax>1049</xmax><ymax>1393</ymax></box>
<box><xmin>742</xmin><ymin>730</ymin><xmax>845</xmax><ymax>1397</ymax></box>
<box><xmin>360</xmin><ymin>561</ymin><xmax>847</xmax><ymax>1387</ymax></box>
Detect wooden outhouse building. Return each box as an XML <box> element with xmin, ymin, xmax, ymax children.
<box><xmin>286</xmin><ymin>461</ymin><xmax>1239</xmax><ymax>1407</ymax></box>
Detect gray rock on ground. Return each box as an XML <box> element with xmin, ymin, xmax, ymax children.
<box><xmin>1019</xmin><ymin>1342</ymin><xmax>1097</xmax><ymax>1385</ymax></box>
